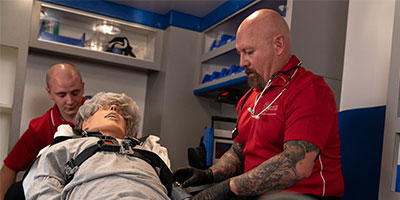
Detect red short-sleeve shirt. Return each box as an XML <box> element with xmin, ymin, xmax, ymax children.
<box><xmin>4</xmin><ymin>97</ymin><xmax>85</xmax><ymax>171</ymax></box>
<box><xmin>234</xmin><ymin>56</ymin><xmax>344</xmax><ymax>197</ymax></box>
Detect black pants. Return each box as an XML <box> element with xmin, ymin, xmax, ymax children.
<box><xmin>5</xmin><ymin>181</ymin><xmax>25</xmax><ymax>200</ymax></box>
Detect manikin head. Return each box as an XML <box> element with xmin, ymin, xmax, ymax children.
<box><xmin>74</xmin><ymin>92</ymin><xmax>141</xmax><ymax>139</ymax></box>
<box><xmin>236</xmin><ymin>9</ymin><xmax>292</xmax><ymax>90</ymax></box>
<box><xmin>46</xmin><ymin>62</ymin><xmax>85</xmax><ymax>122</ymax></box>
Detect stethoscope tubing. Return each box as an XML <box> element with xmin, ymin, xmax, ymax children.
<box><xmin>248</xmin><ymin>65</ymin><xmax>301</xmax><ymax>119</ymax></box>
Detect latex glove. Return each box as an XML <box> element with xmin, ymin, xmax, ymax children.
<box><xmin>173</xmin><ymin>167</ymin><xmax>213</xmax><ymax>187</ymax></box>
<box><xmin>192</xmin><ymin>179</ymin><xmax>236</xmax><ymax>200</ymax></box>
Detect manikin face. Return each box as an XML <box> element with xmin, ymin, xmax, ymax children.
<box><xmin>47</xmin><ymin>73</ymin><xmax>84</xmax><ymax>121</ymax></box>
<box><xmin>82</xmin><ymin>104</ymin><xmax>127</xmax><ymax>139</ymax></box>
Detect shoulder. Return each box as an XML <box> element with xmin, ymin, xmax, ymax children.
<box><xmin>28</xmin><ymin>106</ymin><xmax>55</xmax><ymax>131</ymax></box>
<box><xmin>285</xmin><ymin>68</ymin><xmax>336</xmax><ymax>111</ymax></box>
<box><xmin>290</xmin><ymin>68</ymin><xmax>333</xmax><ymax>98</ymax></box>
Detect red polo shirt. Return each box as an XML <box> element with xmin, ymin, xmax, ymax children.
<box><xmin>234</xmin><ymin>56</ymin><xmax>344</xmax><ymax>197</ymax></box>
<box><xmin>4</xmin><ymin>98</ymin><xmax>85</xmax><ymax>171</ymax></box>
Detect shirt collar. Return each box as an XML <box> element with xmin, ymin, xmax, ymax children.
<box><xmin>270</xmin><ymin>55</ymin><xmax>301</xmax><ymax>86</ymax></box>
<box><xmin>51</xmin><ymin>96</ymin><xmax>86</xmax><ymax>127</ymax></box>
<box><xmin>51</xmin><ymin>104</ymin><xmax>66</xmax><ymax>127</ymax></box>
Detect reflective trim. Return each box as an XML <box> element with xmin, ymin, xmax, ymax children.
<box><xmin>318</xmin><ymin>155</ymin><xmax>326</xmax><ymax>197</ymax></box>
<box><xmin>50</xmin><ymin>109</ymin><xmax>55</xmax><ymax>127</ymax></box>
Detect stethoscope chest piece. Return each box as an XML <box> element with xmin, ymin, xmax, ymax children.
<box><xmin>248</xmin><ymin>107</ymin><xmax>260</xmax><ymax>119</ymax></box>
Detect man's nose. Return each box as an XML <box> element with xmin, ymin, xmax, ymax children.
<box><xmin>239</xmin><ymin>54</ymin><xmax>248</xmax><ymax>68</ymax></box>
<box><xmin>110</xmin><ymin>105</ymin><xmax>117</xmax><ymax>111</ymax></box>
<box><xmin>65</xmin><ymin>94</ymin><xmax>73</xmax><ymax>104</ymax></box>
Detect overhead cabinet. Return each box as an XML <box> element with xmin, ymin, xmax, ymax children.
<box><xmin>29</xmin><ymin>1</ymin><xmax>164</xmax><ymax>71</ymax></box>
<box><xmin>194</xmin><ymin>0</ymin><xmax>287</xmax><ymax>101</ymax></box>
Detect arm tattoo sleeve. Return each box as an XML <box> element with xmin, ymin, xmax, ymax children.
<box><xmin>232</xmin><ymin>140</ymin><xmax>320</xmax><ymax>196</ymax></box>
<box><xmin>210</xmin><ymin>142</ymin><xmax>245</xmax><ymax>182</ymax></box>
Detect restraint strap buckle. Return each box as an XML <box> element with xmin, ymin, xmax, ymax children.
<box><xmin>65</xmin><ymin>160</ymin><xmax>79</xmax><ymax>182</ymax></box>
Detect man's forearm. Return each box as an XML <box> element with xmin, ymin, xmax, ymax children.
<box><xmin>230</xmin><ymin>140</ymin><xmax>320</xmax><ymax>196</ymax></box>
<box><xmin>0</xmin><ymin>165</ymin><xmax>17</xmax><ymax>200</ymax></box>
<box><xmin>210</xmin><ymin>142</ymin><xmax>244</xmax><ymax>182</ymax></box>
<box><xmin>230</xmin><ymin>151</ymin><xmax>301</xmax><ymax>196</ymax></box>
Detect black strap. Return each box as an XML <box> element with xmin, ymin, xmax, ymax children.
<box><xmin>17</xmin><ymin>131</ymin><xmax>172</xmax><ymax>197</ymax></box>
<box><xmin>65</xmin><ymin>139</ymin><xmax>119</xmax><ymax>183</ymax></box>
<box><xmin>232</xmin><ymin>89</ymin><xmax>253</xmax><ymax>139</ymax></box>
<box><xmin>127</xmin><ymin>149</ymin><xmax>173</xmax><ymax>196</ymax></box>
<box><xmin>63</xmin><ymin>134</ymin><xmax>173</xmax><ymax>196</ymax></box>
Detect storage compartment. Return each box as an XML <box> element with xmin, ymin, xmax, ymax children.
<box><xmin>194</xmin><ymin>0</ymin><xmax>287</xmax><ymax>101</ymax></box>
<box><xmin>29</xmin><ymin>1</ymin><xmax>164</xmax><ymax>71</ymax></box>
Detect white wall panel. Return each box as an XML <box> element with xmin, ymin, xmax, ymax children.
<box><xmin>340</xmin><ymin>0</ymin><xmax>395</xmax><ymax>111</ymax></box>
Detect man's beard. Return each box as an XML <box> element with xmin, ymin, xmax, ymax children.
<box><xmin>245</xmin><ymin>68</ymin><xmax>266</xmax><ymax>90</ymax></box>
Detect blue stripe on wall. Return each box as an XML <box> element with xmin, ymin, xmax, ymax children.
<box><xmin>338</xmin><ymin>106</ymin><xmax>385</xmax><ymax>200</ymax></box>
<box><xmin>200</xmin><ymin>0</ymin><xmax>254</xmax><ymax>31</ymax></box>
<box><xmin>40</xmin><ymin>0</ymin><xmax>286</xmax><ymax>32</ymax></box>
<box><xmin>164</xmin><ymin>10</ymin><xmax>202</xmax><ymax>31</ymax></box>
<box><xmin>40</xmin><ymin>0</ymin><xmax>166</xmax><ymax>28</ymax></box>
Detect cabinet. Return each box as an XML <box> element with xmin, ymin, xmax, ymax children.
<box><xmin>194</xmin><ymin>0</ymin><xmax>288</xmax><ymax>103</ymax></box>
<box><xmin>29</xmin><ymin>1</ymin><xmax>164</xmax><ymax>71</ymax></box>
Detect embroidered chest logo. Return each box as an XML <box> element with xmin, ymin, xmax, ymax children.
<box><xmin>261</xmin><ymin>102</ymin><xmax>278</xmax><ymax>116</ymax></box>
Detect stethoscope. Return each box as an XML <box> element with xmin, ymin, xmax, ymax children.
<box><xmin>247</xmin><ymin>65</ymin><xmax>301</xmax><ymax>119</ymax></box>
<box><xmin>231</xmin><ymin>64</ymin><xmax>301</xmax><ymax>139</ymax></box>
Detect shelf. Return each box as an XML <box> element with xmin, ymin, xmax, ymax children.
<box><xmin>29</xmin><ymin>1</ymin><xmax>163</xmax><ymax>71</ymax></box>
<box><xmin>0</xmin><ymin>103</ymin><xmax>12</xmax><ymax>113</ymax></box>
<box><xmin>30</xmin><ymin>37</ymin><xmax>160</xmax><ymax>70</ymax></box>
<box><xmin>195</xmin><ymin>0</ymin><xmax>286</xmax><ymax>101</ymax></box>
<box><xmin>201</xmin><ymin>41</ymin><xmax>236</xmax><ymax>63</ymax></box>
<box><xmin>194</xmin><ymin>71</ymin><xmax>249</xmax><ymax>96</ymax></box>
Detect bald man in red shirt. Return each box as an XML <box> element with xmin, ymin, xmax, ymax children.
<box><xmin>174</xmin><ymin>9</ymin><xmax>343</xmax><ymax>200</ymax></box>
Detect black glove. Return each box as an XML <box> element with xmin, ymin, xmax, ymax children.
<box><xmin>173</xmin><ymin>167</ymin><xmax>213</xmax><ymax>187</ymax></box>
<box><xmin>192</xmin><ymin>179</ymin><xmax>236</xmax><ymax>200</ymax></box>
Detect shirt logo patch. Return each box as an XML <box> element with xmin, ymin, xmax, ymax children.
<box><xmin>261</xmin><ymin>103</ymin><xmax>278</xmax><ymax>116</ymax></box>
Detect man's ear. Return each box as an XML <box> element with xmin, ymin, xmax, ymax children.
<box><xmin>81</xmin><ymin>82</ymin><xmax>85</xmax><ymax>95</ymax></box>
<box><xmin>46</xmin><ymin>87</ymin><xmax>54</xmax><ymax>100</ymax></box>
<box><xmin>273</xmin><ymin>34</ymin><xmax>285</xmax><ymax>56</ymax></box>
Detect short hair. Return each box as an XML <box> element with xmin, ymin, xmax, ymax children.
<box><xmin>46</xmin><ymin>62</ymin><xmax>83</xmax><ymax>88</ymax></box>
<box><xmin>74</xmin><ymin>92</ymin><xmax>141</xmax><ymax>138</ymax></box>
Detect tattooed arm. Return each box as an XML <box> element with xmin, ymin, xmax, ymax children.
<box><xmin>210</xmin><ymin>141</ymin><xmax>245</xmax><ymax>182</ymax></box>
<box><xmin>230</xmin><ymin>140</ymin><xmax>320</xmax><ymax>196</ymax></box>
